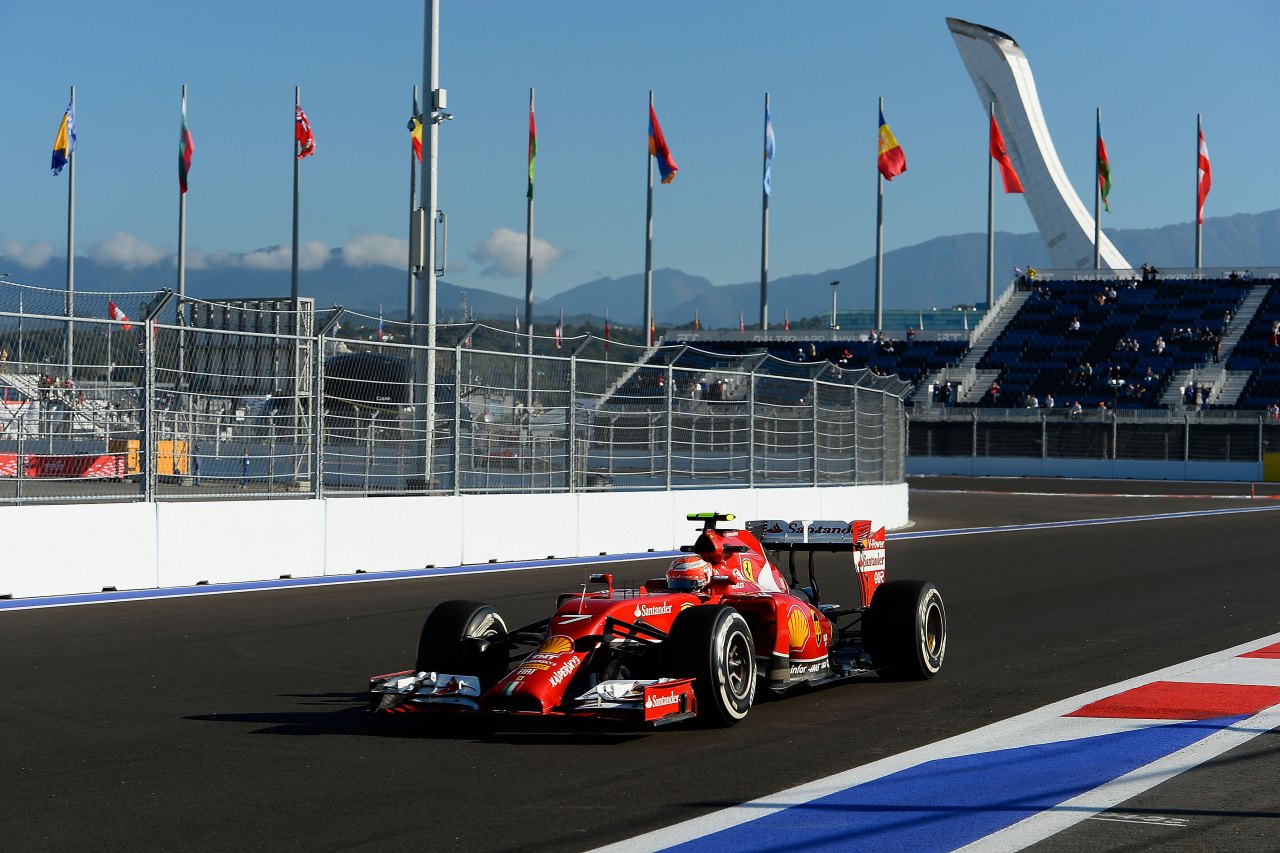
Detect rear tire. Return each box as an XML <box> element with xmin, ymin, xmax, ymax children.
<box><xmin>666</xmin><ymin>605</ymin><xmax>757</xmax><ymax>725</ymax></box>
<box><xmin>864</xmin><ymin>580</ymin><xmax>946</xmax><ymax>679</ymax></box>
<box><xmin>415</xmin><ymin>600</ymin><xmax>509</xmax><ymax>689</ymax></box>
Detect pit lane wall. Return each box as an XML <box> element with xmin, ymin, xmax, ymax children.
<box><xmin>0</xmin><ymin>483</ymin><xmax>907</xmax><ymax>600</ymax></box>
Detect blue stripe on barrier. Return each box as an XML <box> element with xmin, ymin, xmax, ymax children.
<box><xmin>666</xmin><ymin>716</ymin><xmax>1242</xmax><ymax>852</ymax></box>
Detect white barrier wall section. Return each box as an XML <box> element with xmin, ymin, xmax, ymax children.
<box><xmin>4</xmin><ymin>502</ymin><xmax>158</xmax><ymax>598</ymax></box>
<box><xmin>0</xmin><ymin>484</ymin><xmax>909</xmax><ymax>601</ymax></box>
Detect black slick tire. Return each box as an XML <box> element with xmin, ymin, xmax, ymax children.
<box><xmin>666</xmin><ymin>605</ymin><xmax>757</xmax><ymax>726</ymax></box>
<box><xmin>415</xmin><ymin>599</ymin><xmax>508</xmax><ymax>689</ymax></box>
<box><xmin>864</xmin><ymin>580</ymin><xmax>946</xmax><ymax>680</ymax></box>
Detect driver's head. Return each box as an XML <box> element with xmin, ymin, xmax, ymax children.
<box><xmin>667</xmin><ymin>555</ymin><xmax>712</xmax><ymax>592</ymax></box>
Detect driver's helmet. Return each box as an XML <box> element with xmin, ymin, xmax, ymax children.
<box><xmin>667</xmin><ymin>555</ymin><xmax>712</xmax><ymax>592</ymax></box>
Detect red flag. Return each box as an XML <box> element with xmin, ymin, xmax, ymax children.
<box><xmin>555</xmin><ymin>310</ymin><xmax>563</xmax><ymax>349</ymax></box>
<box><xmin>694</xmin><ymin>311</ymin><xmax>700</xmax><ymax>331</ymax></box>
<box><xmin>108</xmin><ymin>300</ymin><xmax>132</xmax><ymax>332</ymax></box>
<box><xmin>295</xmin><ymin>105</ymin><xmax>315</xmax><ymax>159</ymax></box>
<box><xmin>784</xmin><ymin>311</ymin><xmax>790</xmax><ymax>331</ymax></box>
<box><xmin>739</xmin><ymin>311</ymin><xmax>745</xmax><ymax>332</ymax></box>
<box><xmin>989</xmin><ymin>115</ymin><xmax>1023</xmax><ymax>193</ymax></box>
<box><xmin>603</xmin><ymin>310</ymin><xmax>610</xmax><ymax>355</ymax></box>
<box><xmin>648</xmin><ymin>104</ymin><xmax>679</xmax><ymax>184</ymax></box>
<box><xmin>650</xmin><ymin>319</ymin><xmax>656</xmax><ymax>345</ymax></box>
<box><xmin>1197</xmin><ymin>126</ymin><xmax>1212</xmax><ymax>225</ymax></box>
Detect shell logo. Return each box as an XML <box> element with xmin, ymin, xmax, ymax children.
<box><xmin>787</xmin><ymin>607</ymin><xmax>811</xmax><ymax>649</ymax></box>
<box><xmin>537</xmin><ymin>635</ymin><xmax>574</xmax><ymax>655</ymax></box>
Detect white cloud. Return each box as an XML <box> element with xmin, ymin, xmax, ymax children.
<box><xmin>472</xmin><ymin>226</ymin><xmax>564</xmax><ymax>277</ymax></box>
<box><xmin>187</xmin><ymin>241</ymin><xmax>331</xmax><ymax>272</ymax></box>
<box><xmin>86</xmin><ymin>231</ymin><xmax>167</xmax><ymax>268</ymax></box>
<box><xmin>342</xmin><ymin>233</ymin><xmax>407</xmax><ymax>269</ymax></box>
<box><xmin>0</xmin><ymin>238</ymin><xmax>57</xmax><ymax>269</ymax></box>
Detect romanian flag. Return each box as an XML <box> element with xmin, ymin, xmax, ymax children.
<box><xmin>877</xmin><ymin>108</ymin><xmax>906</xmax><ymax>181</ymax></box>
<box><xmin>409</xmin><ymin>116</ymin><xmax>423</xmax><ymax>163</ymax></box>
<box><xmin>989</xmin><ymin>114</ymin><xmax>1023</xmax><ymax>193</ymax></box>
<box><xmin>527</xmin><ymin>103</ymin><xmax>537</xmax><ymax>200</ymax></box>
<box><xmin>179</xmin><ymin>92</ymin><xmax>195</xmax><ymax>194</ymax></box>
<box><xmin>51</xmin><ymin>99</ymin><xmax>76</xmax><ymax>176</ymax></box>
<box><xmin>648</xmin><ymin>104</ymin><xmax>678</xmax><ymax>184</ymax></box>
<box><xmin>1197</xmin><ymin>125</ymin><xmax>1212</xmax><ymax>225</ymax></box>
<box><xmin>1096</xmin><ymin>115</ymin><xmax>1111</xmax><ymax>212</ymax></box>
<box><xmin>295</xmin><ymin>105</ymin><xmax>315</xmax><ymax>159</ymax></box>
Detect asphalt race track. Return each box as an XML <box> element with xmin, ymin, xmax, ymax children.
<box><xmin>3</xmin><ymin>477</ymin><xmax>1280</xmax><ymax>851</ymax></box>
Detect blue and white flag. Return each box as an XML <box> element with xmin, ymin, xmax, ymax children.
<box><xmin>763</xmin><ymin>106</ymin><xmax>776</xmax><ymax>196</ymax></box>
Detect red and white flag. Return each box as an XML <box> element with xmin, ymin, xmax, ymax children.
<box><xmin>108</xmin><ymin>300</ymin><xmax>132</xmax><ymax>332</ymax></box>
<box><xmin>739</xmin><ymin>310</ymin><xmax>745</xmax><ymax>332</ymax></box>
<box><xmin>1197</xmin><ymin>126</ymin><xmax>1212</xmax><ymax>225</ymax></box>
<box><xmin>296</xmin><ymin>105</ymin><xmax>315</xmax><ymax>159</ymax></box>
<box><xmin>555</xmin><ymin>310</ymin><xmax>563</xmax><ymax>349</ymax></box>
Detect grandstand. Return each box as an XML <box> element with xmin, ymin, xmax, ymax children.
<box><xmin>670</xmin><ymin>269</ymin><xmax>1280</xmax><ymax>414</ymax></box>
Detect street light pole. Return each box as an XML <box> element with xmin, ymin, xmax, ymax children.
<box><xmin>829</xmin><ymin>280</ymin><xmax>839</xmax><ymax>330</ymax></box>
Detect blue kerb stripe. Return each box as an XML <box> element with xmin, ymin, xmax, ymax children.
<box><xmin>667</xmin><ymin>716</ymin><xmax>1243</xmax><ymax>852</ymax></box>
<box><xmin>889</xmin><ymin>503</ymin><xmax>1280</xmax><ymax>541</ymax></box>
<box><xmin>0</xmin><ymin>550</ymin><xmax>682</xmax><ymax>612</ymax></box>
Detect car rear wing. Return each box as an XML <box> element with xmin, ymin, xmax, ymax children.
<box><xmin>746</xmin><ymin>519</ymin><xmax>886</xmax><ymax>610</ymax></box>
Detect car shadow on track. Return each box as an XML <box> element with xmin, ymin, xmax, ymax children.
<box><xmin>185</xmin><ymin>692</ymin><xmax>650</xmax><ymax>744</ymax></box>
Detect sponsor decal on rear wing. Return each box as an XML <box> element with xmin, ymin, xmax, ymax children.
<box><xmin>746</xmin><ymin>519</ymin><xmax>876</xmax><ymax>549</ymax></box>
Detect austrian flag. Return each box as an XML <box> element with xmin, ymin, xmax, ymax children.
<box><xmin>108</xmin><ymin>300</ymin><xmax>132</xmax><ymax>332</ymax></box>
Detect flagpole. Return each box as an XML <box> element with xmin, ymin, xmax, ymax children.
<box><xmin>874</xmin><ymin>96</ymin><xmax>885</xmax><ymax>334</ymax></box>
<box><xmin>986</xmin><ymin>101</ymin><xmax>995</xmax><ymax>308</ymax></box>
<box><xmin>1093</xmin><ymin>107</ymin><xmax>1102</xmax><ymax>270</ymax></box>
<box><xmin>291</xmin><ymin>86</ymin><xmax>301</xmax><ymax>299</ymax></box>
<box><xmin>760</xmin><ymin>91</ymin><xmax>770</xmax><ymax>331</ymax></box>
<box><xmin>644</xmin><ymin>90</ymin><xmax>656</xmax><ymax>348</ymax></box>
<box><xmin>525</xmin><ymin>87</ymin><xmax>535</xmax><ymax>408</ymax></box>
<box><xmin>178</xmin><ymin>85</ymin><xmax>188</xmax><ymax>302</ymax></box>
<box><xmin>1195</xmin><ymin>113</ymin><xmax>1203</xmax><ymax>270</ymax></box>
<box><xmin>406</xmin><ymin>86</ymin><xmax>419</xmax><ymax>335</ymax></box>
<box><xmin>65</xmin><ymin>85</ymin><xmax>76</xmax><ymax>380</ymax></box>
<box><xmin>418</xmin><ymin>0</ymin><xmax>442</xmax><ymax>487</ymax></box>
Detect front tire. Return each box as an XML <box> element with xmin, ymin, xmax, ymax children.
<box><xmin>415</xmin><ymin>599</ymin><xmax>509</xmax><ymax>689</ymax></box>
<box><xmin>666</xmin><ymin>605</ymin><xmax>757</xmax><ymax>725</ymax></box>
<box><xmin>864</xmin><ymin>580</ymin><xmax>946</xmax><ymax>679</ymax></box>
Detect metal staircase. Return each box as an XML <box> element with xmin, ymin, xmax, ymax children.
<box><xmin>913</xmin><ymin>288</ymin><xmax>1029</xmax><ymax>405</ymax></box>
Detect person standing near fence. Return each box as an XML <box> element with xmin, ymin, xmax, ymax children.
<box><xmin>240</xmin><ymin>448</ymin><xmax>249</xmax><ymax>488</ymax></box>
<box><xmin>192</xmin><ymin>445</ymin><xmax>201</xmax><ymax>486</ymax></box>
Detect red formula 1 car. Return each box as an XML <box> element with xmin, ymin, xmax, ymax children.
<box><xmin>369</xmin><ymin>512</ymin><xmax>946</xmax><ymax>726</ymax></box>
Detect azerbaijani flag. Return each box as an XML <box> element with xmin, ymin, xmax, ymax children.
<box><xmin>179</xmin><ymin>92</ymin><xmax>195</xmax><ymax>194</ymax></box>
<box><xmin>877</xmin><ymin>108</ymin><xmax>906</xmax><ymax>181</ymax></box>
<box><xmin>51</xmin><ymin>98</ymin><xmax>76</xmax><ymax>176</ymax></box>
<box><xmin>648</xmin><ymin>104</ymin><xmax>678</xmax><ymax>184</ymax></box>
<box><xmin>1197</xmin><ymin>125</ymin><xmax>1212</xmax><ymax>225</ymax></box>
<box><xmin>527</xmin><ymin>102</ymin><xmax>537</xmax><ymax>200</ymax></box>
<box><xmin>989</xmin><ymin>114</ymin><xmax>1023</xmax><ymax>193</ymax></box>
<box><xmin>1096</xmin><ymin>115</ymin><xmax>1111</xmax><ymax>213</ymax></box>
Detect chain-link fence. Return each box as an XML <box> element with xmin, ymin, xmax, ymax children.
<box><xmin>909</xmin><ymin>406</ymin><xmax>1280</xmax><ymax>463</ymax></box>
<box><xmin>0</xmin><ymin>282</ymin><xmax>910</xmax><ymax>504</ymax></box>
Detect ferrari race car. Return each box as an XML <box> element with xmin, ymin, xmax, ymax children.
<box><xmin>369</xmin><ymin>512</ymin><xmax>946</xmax><ymax>726</ymax></box>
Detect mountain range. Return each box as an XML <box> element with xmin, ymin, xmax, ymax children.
<box><xmin>6</xmin><ymin>209</ymin><xmax>1279</xmax><ymax>329</ymax></box>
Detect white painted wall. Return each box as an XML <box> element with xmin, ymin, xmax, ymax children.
<box><xmin>0</xmin><ymin>483</ymin><xmax>909</xmax><ymax>601</ymax></box>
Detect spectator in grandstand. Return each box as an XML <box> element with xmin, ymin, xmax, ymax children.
<box><xmin>867</xmin><ymin>329</ymin><xmax>879</xmax><ymax>344</ymax></box>
<box><xmin>906</xmin><ymin>326</ymin><xmax>916</xmax><ymax>342</ymax></box>
<box><xmin>1184</xmin><ymin>384</ymin><xmax>1197</xmax><ymax>407</ymax></box>
<box><xmin>984</xmin><ymin>381</ymin><xmax>1000</xmax><ymax>406</ymax></box>
<box><xmin>1269</xmin><ymin>403</ymin><xmax>1280</xmax><ymax>422</ymax></box>
<box><xmin>1068</xmin><ymin>316</ymin><xmax>1081</xmax><ymax>333</ymax></box>
<box><xmin>240</xmin><ymin>448</ymin><xmax>250</xmax><ymax>488</ymax></box>
<box><xmin>0</xmin><ymin>346</ymin><xmax>7</xmax><ymax>362</ymax></box>
<box><xmin>1023</xmin><ymin>393</ymin><xmax>1039</xmax><ymax>409</ymax></box>
<box><xmin>1044</xmin><ymin>393</ymin><xmax>1055</xmax><ymax>410</ymax></box>
<box><xmin>1223</xmin><ymin>309</ymin><xmax>1233</xmax><ymax>334</ymax></box>
<box><xmin>1070</xmin><ymin>400</ymin><xmax>1083</xmax><ymax>417</ymax></box>
<box><xmin>1153</xmin><ymin>336</ymin><xmax>1165</xmax><ymax>355</ymax></box>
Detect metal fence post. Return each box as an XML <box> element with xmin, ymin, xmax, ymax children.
<box><xmin>143</xmin><ymin>317</ymin><xmax>155</xmax><ymax>501</ymax></box>
<box><xmin>568</xmin><ymin>352</ymin><xmax>577</xmax><ymax>492</ymax></box>
<box><xmin>312</xmin><ymin>334</ymin><xmax>324</xmax><ymax>498</ymax></box>
<box><xmin>1041</xmin><ymin>410</ymin><xmax>1047</xmax><ymax>459</ymax></box>
<box><xmin>453</xmin><ymin>345</ymin><xmax>463</xmax><ymax>495</ymax></box>
<box><xmin>665</xmin><ymin>364</ymin><xmax>674</xmax><ymax>490</ymax></box>
<box><xmin>1111</xmin><ymin>412</ymin><xmax>1118</xmax><ymax>460</ymax></box>
<box><xmin>972</xmin><ymin>410</ymin><xmax>979</xmax><ymax>460</ymax></box>
<box><xmin>1184</xmin><ymin>416</ymin><xmax>1190</xmax><ymax>461</ymax></box>
<box><xmin>747</xmin><ymin>366</ymin><xmax>756</xmax><ymax>488</ymax></box>
<box><xmin>1259</xmin><ymin>415</ymin><xmax>1264</xmax><ymax>464</ymax></box>
<box><xmin>811</xmin><ymin>377</ymin><xmax>819</xmax><ymax>486</ymax></box>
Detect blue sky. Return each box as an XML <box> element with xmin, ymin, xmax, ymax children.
<box><xmin>3</xmin><ymin>1</ymin><xmax>1279</xmax><ymax>304</ymax></box>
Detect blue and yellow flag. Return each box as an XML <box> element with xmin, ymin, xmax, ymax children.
<box><xmin>51</xmin><ymin>99</ymin><xmax>76</xmax><ymax>176</ymax></box>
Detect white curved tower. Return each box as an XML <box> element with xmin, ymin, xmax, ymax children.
<box><xmin>948</xmin><ymin>18</ymin><xmax>1130</xmax><ymax>270</ymax></box>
